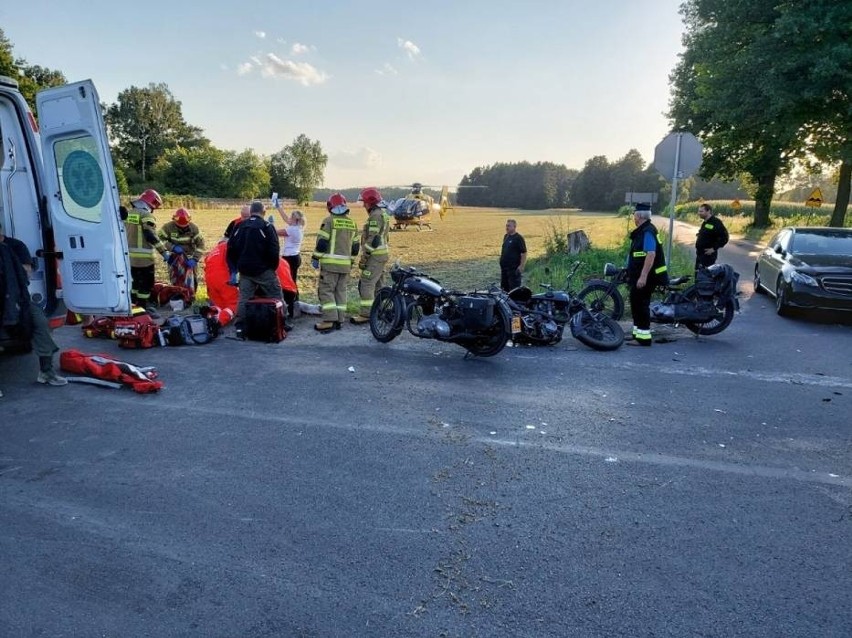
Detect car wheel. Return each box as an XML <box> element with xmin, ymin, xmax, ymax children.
<box><xmin>753</xmin><ymin>264</ymin><xmax>765</xmax><ymax>295</ymax></box>
<box><xmin>775</xmin><ymin>279</ymin><xmax>792</xmax><ymax>317</ymax></box>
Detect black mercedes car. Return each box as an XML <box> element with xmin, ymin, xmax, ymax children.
<box><xmin>754</xmin><ymin>227</ymin><xmax>852</xmax><ymax>316</ymax></box>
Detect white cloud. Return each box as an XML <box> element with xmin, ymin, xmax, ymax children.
<box><xmin>397</xmin><ymin>38</ymin><xmax>421</xmax><ymax>60</ymax></box>
<box><xmin>375</xmin><ymin>63</ymin><xmax>398</xmax><ymax>76</ymax></box>
<box><xmin>259</xmin><ymin>53</ymin><xmax>328</xmax><ymax>86</ymax></box>
<box><xmin>291</xmin><ymin>42</ymin><xmax>310</xmax><ymax>55</ymax></box>
<box><xmin>330</xmin><ymin>147</ymin><xmax>382</xmax><ymax>170</ymax></box>
<box><xmin>237</xmin><ymin>62</ymin><xmax>254</xmax><ymax>75</ymax></box>
<box><xmin>255</xmin><ymin>30</ymin><xmax>266</xmax><ymax>39</ymax></box>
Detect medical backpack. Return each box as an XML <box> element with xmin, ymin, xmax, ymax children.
<box><xmin>244</xmin><ymin>298</ymin><xmax>287</xmax><ymax>343</ymax></box>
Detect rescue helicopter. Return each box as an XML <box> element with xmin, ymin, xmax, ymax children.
<box><xmin>385</xmin><ymin>183</ymin><xmax>453</xmax><ymax>231</ymax></box>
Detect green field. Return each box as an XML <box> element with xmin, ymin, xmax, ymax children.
<box><xmin>151</xmin><ymin>205</ymin><xmax>680</xmax><ymax>308</ymax></box>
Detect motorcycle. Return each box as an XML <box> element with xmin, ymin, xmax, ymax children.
<box><xmin>577</xmin><ymin>263</ymin><xmax>739</xmax><ymax>336</ymax></box>
<box><xmin>369</xmin><ymin>265</ymin><xmax>514</xmax><ymax>357</ymax></box>
<box><xmin>506</xmin><ymin>262</ymin><xmax>624</xmax><ymax>351</ymax></box>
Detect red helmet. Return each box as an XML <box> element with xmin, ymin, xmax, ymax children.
<box><xmin>326</xmin><ymin>193</ymin><xmax>349</xmax><ymax>215</ymax></box>
<box><xmin>358</xmin><ymin>187</ymin><xmax>383</xmax><ymax>208</ymax></box>
<box><xmin>173</xmin><ymin>208</ymin><xmax>191</xmax><ymax>227</ymax></box>
<box><xmin>136</xmin><ymin>188</ymin><xmax>163</xmax><ymax>211</ymax></box>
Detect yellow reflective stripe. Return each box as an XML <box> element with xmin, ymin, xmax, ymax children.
<box><xmin>359</xmin><ymin>300</ymin><xmax>373</xmax><ymax>307</ymax></box>
<box><xmin>335</xmin><ymin>304</ymin><xmax>348</xmax><ymax>310</ymax></box>
<box><xmin>129</xmin><ymin>247</ymin><xmax>154</xmax><ymax>256</ymax></box>
<box><xmin>321</xmin><ymin>302</ymin><xmax>337</xmax><ymax>310</ymax></box>
<box><xmin>320</xmin><ymin>256</ymin><xmax>352</xmax><ymax>266</ymax></box>
<box><xmin>632</xmin><ymin>251</ymin><xmax>647</xmax><ymax>257</ymax></box>
<box><xmin>704</xmin><ymin>223</ymin><xmax>714</xmax><ymax>229</ymax></box>
<box><xmin>654</xmin><ymin>265</ymin><xmax>668</xmax><ymax>274</ymax></box>
<box><xmin>370</xmin><ymin>247</ymin><xmax>388</xmax><ymax>255</ymax></box>
<box><xmin>126</xmin><ymin>213</ymin><xmax>141</xmax><ymax>224</ymax></box>
<box><xmin>317</xmin><ymin>229</ymin><xmax>331</xmax><ymax>239</ymax></box>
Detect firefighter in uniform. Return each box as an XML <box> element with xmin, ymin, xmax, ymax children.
<box><xmin>695</xmin><ymin>203</ymin><xmax>729</xmax><ymax>270</ymax></box>
<box><xmin>158</xmin><ymin>208</ymin><xmax>205</xmax><ymax>290</ymax></box>
<box><xmin>125</xmin><ymin>188</ymin><xmax>168</xmax><ymax>310</ymax></box>
<box><xmin>351</xmin><ymin>187</ymin><xmax>390</xmax><ymax>324</ymax></box>
<box><xmin>626</xmin><ymin>203</ymin><xmax>668</xmax><ymax>347</ymax></box>
<box><xmin>311</xmin><ymin>193</ymin><xmax>359</xmax><ymax>332</ymax></box>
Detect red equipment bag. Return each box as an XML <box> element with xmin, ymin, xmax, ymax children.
<box><xmin>113</xmin><ymin>313</ymin><xmax>161</xmax><ymax>349</ymax></box>
<box><xmin>244</xmin><ymin>298</ymin><xmax>287</xmax><ymax>343</ymax></box>
<box><xmin>82</xmin><ymin>316</ymin><xmax>116</xmax><ymax>339</ymax></box>
<box><xmin>151</xmin><ymin>282</ymin><xmax>194</xmax><ymax>307</ymax></box>
<box><xmin>59</xmin><ymin>349</ymin><xmax>163</xmax><ymax>393</ymax></box>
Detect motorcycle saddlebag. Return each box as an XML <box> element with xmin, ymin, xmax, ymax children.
<box><xmin>244</xmin><ymin>298</ymin><xmax>287</xmax><ymax>343</ymax></box>
<box><xmin>458</xmin><ymin>295</ymin><xmax>495</xmax><ymax>329</ymax></box>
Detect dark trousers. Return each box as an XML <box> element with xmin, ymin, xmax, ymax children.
<box><xmin>629</xmin><ymin>283</ymin><xmax>654</xmax><ymax>331</ymax></box>
<box><xmin>131</xmin><ymin>264</ymin><xmax>155</xmax><ymax>304</ymax></box>
<box><xmin>695</xmin><ymin>249</ymin><xmax>718</xmax><ymax>270</ymax></box>
<box><xmin>501</xmin><ymin>267</ymin><xmax>522</xmax><ymax>292</ymax></box>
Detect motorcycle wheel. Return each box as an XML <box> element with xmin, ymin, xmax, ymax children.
<box><xmin>570</xmin><ymin>310</ymin><xmax>624</xmax><ymax>351</ymax></box>
<box><xmin>576</xmin><ymin>282</ymin><xmax>625</xmax><ymax>320</ymax></box>
<box><xmin>369</xmin><ymin>288</ymin><xmax>404</xmax><ymax>342</ymax></box>
<box><xmin>464</xmin><ymin>308</ymin><xmax>510</xmax><ymax>357</ymax></box>
<box><xmin>681</xmin><ymin>286</ymin><xmax>736</xmax><ymax>335</ymax></box>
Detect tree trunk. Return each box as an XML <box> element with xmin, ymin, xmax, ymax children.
<box><xmin>829</xmin><ymin>159</ymin><xmax>851</xmax><ymax>227</ymax></box>
<box><xmin>753</xmin><ymin>171</ymin><xmax>776</xmax><ymax>228</ymax></box>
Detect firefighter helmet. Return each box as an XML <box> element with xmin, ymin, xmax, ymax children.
<box><xmin>358</xmin><ymin>187</ymin><xmax>383</xmax><ymax>209</ymax></box>
<box><xmin>327</xmin><ymin>193</ymin><xmax>349</xmax><ymax>215</ymax></box>
<box><xmin>135</xmin><ymin>188</ymin><xmax>163</xmax><ymax>211</ymax></box>
<box><xmin>172</xmin><ymin>208</ymin><xmax>191</xmax><ymax>227</ymax></box>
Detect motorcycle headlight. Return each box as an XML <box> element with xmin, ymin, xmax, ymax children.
<box><xmin>790</xmin><ymin>271</ymin><xmax>818</xmax><ymax>287</ymax></box>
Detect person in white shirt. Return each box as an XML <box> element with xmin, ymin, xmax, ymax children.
<box><xmin>275</xmin><ymin>207</ymin><xmax>306</xmax><ymax>316</ymax></box>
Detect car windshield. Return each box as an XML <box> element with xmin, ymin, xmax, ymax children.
<box><xmin>792</xmin><ymin>231</ymin><xmax>852</xmax><ymax>256</ymax></box>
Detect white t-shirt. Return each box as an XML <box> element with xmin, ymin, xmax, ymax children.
<box><xmin>281</xmin><ymin>225</ymin><xmax>304</xmax><ymax>257</ymax></box>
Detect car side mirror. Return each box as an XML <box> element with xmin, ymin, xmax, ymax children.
<box><xmin>774</xmin><ymin>245</ymin><xmax>784</xmax><ymax>255</ymax></box>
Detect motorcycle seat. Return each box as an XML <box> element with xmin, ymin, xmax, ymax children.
<box><xmin>667</xmin><ymin>275</ymin><xmax>691</xmax><ymax>287</ymax></box>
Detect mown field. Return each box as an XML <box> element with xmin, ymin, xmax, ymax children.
<box><xmin>151</xmin><ymin>205</ymin><xmax>636</xmax><ymax>308</ymax></box>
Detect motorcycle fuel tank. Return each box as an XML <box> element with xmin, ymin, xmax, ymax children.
<box><xmin>403</xmin><ymin>276</ymin><xmax>444</xmax><ymax>297</ymax></box>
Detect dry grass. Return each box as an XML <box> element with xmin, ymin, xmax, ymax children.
<box><xmin>152</xmin><ymin>205</ymin><xmax>628</xmax><ymax>306</ymax></box>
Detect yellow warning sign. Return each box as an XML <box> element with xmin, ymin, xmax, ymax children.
<box><xmin>805</xmin><ymin>187</ymin><xmax>823</xmax><ymax>208</ymax></box>
<box><xmin>731</xmin><ymin>199</ymin><xmax>741</xmax><ymax>211</ymax></box>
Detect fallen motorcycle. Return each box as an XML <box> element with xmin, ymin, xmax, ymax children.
<box><xmin>369</xmin><ymin>265</ymin><xmax>513</xmax><ymax>357</ymax></box>
<box><xmin>507</xmin><ymin>263</ymin><xmax>624</xmax><ymax>351</ymax></box>
<box><xmin>578</xmin><ymin>263</ymin><xmax>739</xmax><ymax>336</ymax></box>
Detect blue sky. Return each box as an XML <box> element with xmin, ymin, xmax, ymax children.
<box><xmin>2</xmin><ymin>0</ymin><xmax>685</xmax><ymax>189</ymax></box>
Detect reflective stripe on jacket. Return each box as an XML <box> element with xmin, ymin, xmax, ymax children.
<box><xmin>313</xmin><ymin>215</ymin><xmax>359</xmax><ymax>273</ymax></box>
<box><xmin>125</xmin><ymin>211</ymin><xmax>166</xmax><ymax>267</ymax></box>
<box><xmin>362</xmin><ymin>208</ymin><xmax>390</xmax><ymax>257</ymax></box>
<box><xmin>627</xmin><ymin>220</ymin><xmax>668</xmax><ymax>285</ymax></box>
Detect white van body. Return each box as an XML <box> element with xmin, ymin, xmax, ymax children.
<box><xmin>0</xmin><ymin>76</ymin><xmax>130</xmax><ymax>346</ymax></box>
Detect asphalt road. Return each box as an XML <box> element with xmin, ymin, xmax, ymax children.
<box><xmin>1</xmin><ymin>223</ymin><xmax>850</xmax><ymax>637</ymax></box>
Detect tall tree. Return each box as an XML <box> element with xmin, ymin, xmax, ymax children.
<box><xmin>0</xmin><ymin>28</ymin><xmax>66</xmax><ymax>113</ymax></box>
<box><xmin>669</xmin><ymin>0</ymin><xmax>801</xmax><ymax>227</ymax></box>
<box><xmin>572</xmin><ymin>156</ymin><xmax>613</xmax><ymax>211</ymax></box>
<box><xmin>270</xmin><ymin>134</ymin><xmax>328</xmax><ymax>205</ymax></box>
<box><xmin>107</xmin><ymin>83</ymin><xmax>207</xmax><ymax>183</ymax></box>
<box><xmin>224</xmin><ymin>149</ymin><xmax>271</xmax><ymax>200</ymax></box>
<box><xmin>768</xmin><ymin>0</ymin><xmax>852</xmax><ymax>226</ymax></box>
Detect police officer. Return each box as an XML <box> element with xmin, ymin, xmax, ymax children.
<box><xmin>626</xmin><ymin>203</ymin><xmax>668</xmax><ymax>347</ymax></box>
<box><xmin>352</xmin><ymin>187</ymin><xmax>390</xmax><ymax>325</ymax></box>
<box><xmin>695</xmin><ymin>203</ymin><xmax>729</xmax><ymax>269</ymax></box>
<box><xmin>125</xmin><ymin>188</ymin><xmax>168</xmax><ymax>311</ymax></box>
<box><xmin>312</xmin><ymin>193</ymin><xmax>359</xmax><ymax>332</ymax></box>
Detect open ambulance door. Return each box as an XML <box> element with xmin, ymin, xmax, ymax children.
<box><xmin>36</xmin><ymin>80</ymin><xmax>131</xmax><ymax>315</ymax></box>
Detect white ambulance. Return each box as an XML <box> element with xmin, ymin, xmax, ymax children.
<box><xmin>1</xmin><ymin>76</ymin><xmax>130</xmax><ymax>351</ymax></box>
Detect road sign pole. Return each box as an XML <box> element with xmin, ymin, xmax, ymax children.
<box><xmin>666</xmin><ymin>133</ymin><xmax>683</xmax><ymax>264</ymax></box>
